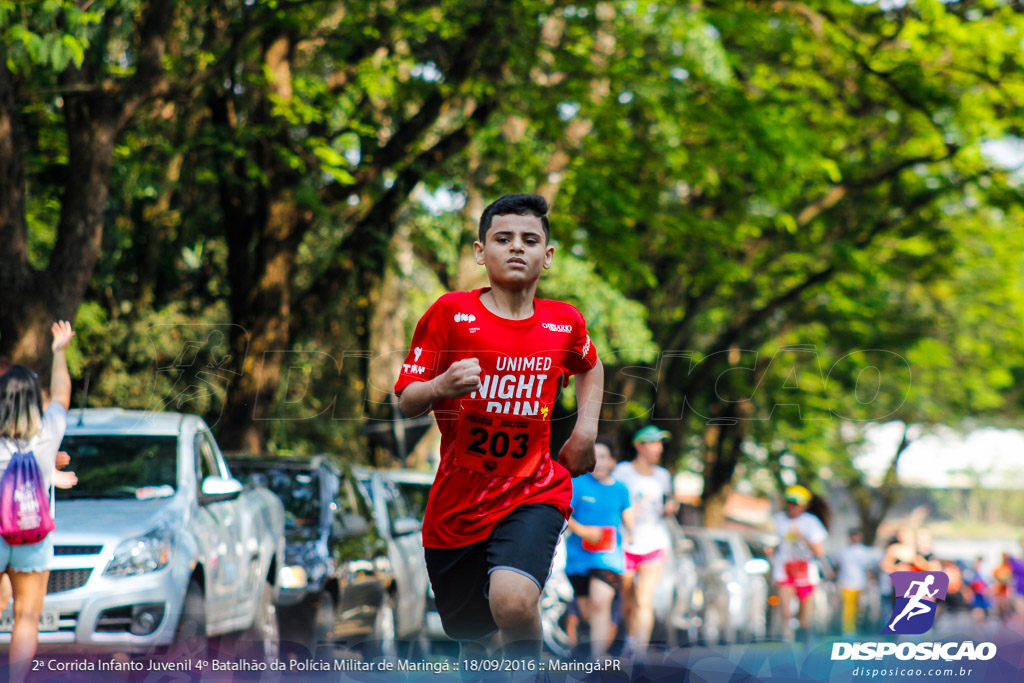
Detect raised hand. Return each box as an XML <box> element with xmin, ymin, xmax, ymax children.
<box><xmin>51</xmin><ymin>320</ymin><xmax>75</xmax><ymax>353</ymax></box>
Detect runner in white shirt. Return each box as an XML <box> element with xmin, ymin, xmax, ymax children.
<box><xmin>772</xmin><ymin>484</ymin><xmax>829</xmax><ymax>641</ymax></box>
<box><xmin>612</xmin><ymin>425</ymin><xmax>677</xmax><ymax>655</ymax></box>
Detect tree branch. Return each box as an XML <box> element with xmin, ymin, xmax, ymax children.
<box><xmin>292</xmin><ymin>99</ymin><xmax>496</xmax><ymax>335</ymax></box>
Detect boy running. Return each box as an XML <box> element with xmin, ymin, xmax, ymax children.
<box><xmin>565</xmin><ymin>436</ymin><xmax>633</xmax><ymax>659</ymax></box>
<box><xmin>395</xmin><ymin>194</ymin><xmax>604</xmax><ymax>659</ymax></box>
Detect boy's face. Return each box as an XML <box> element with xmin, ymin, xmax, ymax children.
<box><xmin>635</xmin><ymin>438</ymin><xmax>663</xmax><ymax>464</ymax></box>
<box><xmin>593</xmin><ymin>443</ymin><xmax>614</xmax><ymax>479</ymax></box>
<box><xmin>473</xmin><ymin>214</ymin><xmax>554</xmax><ymax>289</ymax></box>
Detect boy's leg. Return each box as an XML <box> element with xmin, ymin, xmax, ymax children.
<box><xmin>587</xmin><ymin>572</ymin><xmax>617</xmax><ymax>659</ymax></box>
<box><xmin>485</xmin><ymin>503</ymin><xmax>567</xmax><ymax>660</ymax></box>
<box><xmin>425</xmin><ymin>540</ymin><xmax>500</xmax><ymax>651</ymax></box>
<box><xmin>490</xmin><ymin>569</ymin><xmax>542</xmax><ymax>657</ymax></box>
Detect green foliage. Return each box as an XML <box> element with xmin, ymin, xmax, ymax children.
<box><xmin>1</xmin><ymin>1</ymin><xmax>101</xmax><ymax>72</ymax></box>
<box><xmin>8</xmin><ymin>0</ymin><xmax>1024</xmax><ymax>495</ymax></box>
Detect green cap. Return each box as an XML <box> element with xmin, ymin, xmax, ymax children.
<box><xmin>633</xmin><ymin>425</ymin><xmax>671</xmax><ymax>443</ymax></box>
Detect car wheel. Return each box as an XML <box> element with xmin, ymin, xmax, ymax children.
<box><xmin>311</xmin><ymin>591</ymin><xmax>336</xmax><ymax>660</ymax></box>
<box><xmin>235</xmin><ymin>580</ymin><xmax>280</xmax><ymax>662</ymax></box>
<box><xmin>367</xmin><ymin>593</ymin><xmax>397</xmax><ymax>660</ymax></box>
<box><xmin>702</xmin><ymin>603</ymin><xmax>722</xmax><ymax>645</ymax></box>
<box><xmin>173</xmin><ymin>580</ymin><xmax>208</xmax><ymax>658</ymax></box>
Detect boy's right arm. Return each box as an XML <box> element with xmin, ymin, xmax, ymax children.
<box><xmin>398</xmin><ymin>358</ymin><xmax>482</xmax><ymax>418</ymax></box>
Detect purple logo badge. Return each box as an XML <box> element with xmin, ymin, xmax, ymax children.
<box><xmin>883</xmin><ymin>571</ymin><xmax>949</xmax><ymax>635</ymax></box>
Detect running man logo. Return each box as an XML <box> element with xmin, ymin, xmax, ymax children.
<box><xmin>883</xmin><ymin>571</ymin><xmax>949</xmax><ymax>635</ymax></box>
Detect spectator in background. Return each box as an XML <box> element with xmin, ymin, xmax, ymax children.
<box><xmin>772</xmin><ymin>485</ymin><xmax>829</xmax><ymax>642</ymax></box>
<box><xmin>881</xmin><ymin>527</ymin><xmax>918</xmax><ymax>574</ymax></box>
<box><xmin>613</xmin><ymin>426</ymin><xmax>676</xmax><ymax>657</ymax></box>
<box><xmin>0</xmin><ymin>321</ymin><xmax>75</xmax><ymax>683</ymax></box>
<box><xmin>837</xmin><ymin>529</ymin><xmax>877</xmax><ymax>635</ymax></box>
<box><xmin>1007</xmin><ymin>541</ymin><xmax>1024</xmax><ymax>620</ymax></box>
<box><xmin>993</xmin><ymin>553</ymin><xmax>1013</xmax><ymax>620</ymax></box>
<box><xmin>912</xmin><ymin>529</ymin><xmax>942</xmax><ymax>572</ymax></box>
<box><xmin>967</xmin><ymin>557</ymin><xmax>992</xmax><ymax>626</ymax></box>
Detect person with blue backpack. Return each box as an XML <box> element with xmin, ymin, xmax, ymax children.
<box><xmin>0</xmin><ymin>321</ymin><xmax>74</xmax><ymax>683</ymax></box>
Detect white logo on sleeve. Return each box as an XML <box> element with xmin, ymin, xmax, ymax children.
<box><xmin>414</xmin><ymin>347</ymin><xmax>423</xmax><ymax>361</ymax></box>
<box><xmin>542</xmin><ymin>323</ymin><xmax>573</xmax><ymax>333</ymax></box>
<box><xmin>454</xmin><ymin>313</ymin><xmax>477</xmax><ymax>323</ymax></box>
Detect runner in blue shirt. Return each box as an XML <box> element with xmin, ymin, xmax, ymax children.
<box><xmin>565</xmin><ymin>436</ymin><xmax>634</xmax><ymax>658</ymax></box>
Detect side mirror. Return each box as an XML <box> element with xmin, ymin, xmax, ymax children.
<box><xmin>744</xmin><ymin>558</ymin><xmax>772</xmax><ymax>575</ymax></box>
<box><xmin>675</xmin><ymin>536</ymin><xmax>695</xmax><ymax>552</ymax></box>
<box><xmin>391</xmin><ymin>517</ymin><xmax>421</xmax><ymax>537</ymax></box>
<box><xmin>199</xmin><ymin>476</ymin><xmax>243</xmax><ymax>505</ymax></box>
<box><xmin>333</xmin><ymin>513</ymin><xmax>369</xmax><ymax>538</ymax></box>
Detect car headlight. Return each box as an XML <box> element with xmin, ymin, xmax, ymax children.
<box><xmin>280</xmin><ymin>565</ymin><xmax>309</xmax><ymax>589</ymax></box>
<box><xmin>103</xmin><ymin>527</ymin><xmax>173</xmax><ymax>578</ymax></box>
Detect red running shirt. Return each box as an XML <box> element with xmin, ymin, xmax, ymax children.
<box><xmin>394</xmin><ymin>289</ymin><xmax>598</xmax><ymax>548</ymax></box>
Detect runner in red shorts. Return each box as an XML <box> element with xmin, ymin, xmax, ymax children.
<box><xmin>772</xmin><ymin>485</ymin><xmax>829</xmax><ymax>641</ymax></box>
<box><xmin>395</xmin><ymin>194</ymin><xmax>604</xmax><ymax>660</ymax></box>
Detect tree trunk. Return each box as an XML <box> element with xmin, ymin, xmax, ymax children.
<box><xmin>702</xmin><ymin>485</ymin><xmax>732</xmax><ymax>529</ymax></box>
<box><xmin>218</xmin><ymin>190</ymin><xmax>299</xmax><ymax>452</ymax></box>
<box><xmin>698</xmin><ymin>399</ymin><xmax>749</xmax><ymax>528</ymax></box>
<box><xmin>0</xmin><ymin>59</ymin><xmax>119</xmax><ymax>373</ymax></box>
<box><xmin>852</xmin><ymin>424</ymin><xmax>913</xmax><ymax>546</ymax></box>
<box><xmin>215</xmin><ymin>34</ymin><xmax>302</xmax><ymax>452</ymax></box>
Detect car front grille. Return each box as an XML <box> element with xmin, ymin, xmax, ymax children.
<box><xmin>59</xmin><ymin>612</ymin><xmax>79</xmax><ymax>632</ymax></box>
<box><xmin>47</xmin><ymin>569</ymin><xmax>92</xmax><ymax>594</ymax></box>
<box><xmin>53</xmin><ymin>545</ymin><xmax>103</xmax><ymax>556</ymax></box>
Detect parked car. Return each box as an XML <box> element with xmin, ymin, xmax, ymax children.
<box><xmin>353</xmin><ymin>468</ymin><xmax>429</xmax><ymax>650</ymax></box>
<box><xmin>739</xmin><ymin>529</ymin><xmax>779</xmax><ymax>640</ymax></box>
<box><xmin>680</xmin><ymin>527</ymin><xmax>740</xmax><ymax>644</ymax></box>
<box><xmin>226</xmin><ymin>455</ymin><xmax>396</xmax><ymax>658</ymax></box>
<box><xmin>684</xmin><ymin>527</ymin><xmax>773</xmax><ymax>642</ymax></box>
<box><xmin>380</xmin><ymin>470</ymin><xmax>434</xmax><ymax>523</ymax></box>
<box><xmin>661</xmin><ymin>520</ymin><xmax>704</xmax><ymax>646</ymax></box>
<box><xmin>10</xmin><ymin>409</ymin><xmax>285</xmax><ymax>658</ymax></box>
<box><xmin>812</xmin><ymin>556</ymin><xmax>841</xmax><ymax>635</ymax></box>
<box><xmin>376</xmin><ymin>469</ymin><xmax>447</xmax><ymax>643</ymax></box>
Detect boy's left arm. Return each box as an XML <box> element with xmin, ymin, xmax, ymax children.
<box><xmin>557</xmin><ymin>358</ymin><xmax>604</xmax><ymax>476</ymax></box>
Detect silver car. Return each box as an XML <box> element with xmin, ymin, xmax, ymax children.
<box><xmin>686</xmin><ymin>527</ymin><xmax>773</xmax><ymax>642</ymax></box>
<box><xmin>3</xmin><ymin>409</ymin><xmax>285</xmax><ymax>656</ymax></box>
<box><xmin>354</xmin><ymin>468</ymin><xmax>429</xmax><ymax>649</ymax></box>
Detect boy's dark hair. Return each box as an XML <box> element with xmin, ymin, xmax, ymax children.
<box><xmin>595</xmin><ymin>434</ymin><xmax>618</xmax><ymax>461</ymax></box>
<box><xmin>478</xmin><ymin>194</ymin><xmax>550</xmax><ymax>243</ymax></box>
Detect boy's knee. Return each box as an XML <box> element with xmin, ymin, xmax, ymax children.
<box><xmin>488</xmin><ymin>569</ymin><xmax>541</xmax><ymax>628</ymax></box>
<box><xmin>491</xmin><ymin>590</ymin><xmax>539</xmax><ymax>628</ymax></box>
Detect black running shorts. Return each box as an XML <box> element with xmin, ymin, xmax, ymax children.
<box><xmin>424</xmin><ymin>503</ymin><xmax>566</xmax><ymax>641</ymax></box>
<box><xmin>567</xmin><ymin>568</ymin><xmax>623</xmax><ymax>597</ymax></box>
